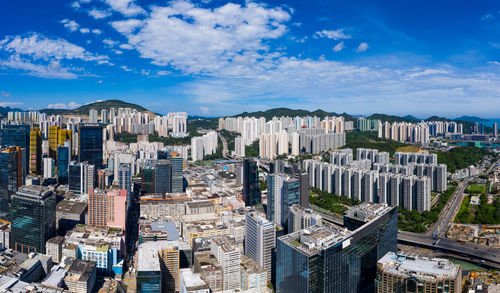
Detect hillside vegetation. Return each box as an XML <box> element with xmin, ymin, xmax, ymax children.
<box><xmin>342</xmin><ymin>131</ymin><xmax>410</xmax><ymax>157</ymax></box>
<box><xmin>435</xmin><ymin>146</ymin><xmax>492</xmax><ymax>173</ymax></box>
<box><xmin>40</xmin><ymin>99</ymin><xmax>151</xmax><ymax>115</ymax></box>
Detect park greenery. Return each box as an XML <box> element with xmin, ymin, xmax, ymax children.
<box><xmin>456</xmin><ymin>194</ymin><xmax>500</xmax><ymax>225</ymax></box>
<box><xmin>398</xmin><ymin>184</ymin><xmax>457</xmax><ymax>233</ymax></box>
<box><xmin>309</xmin><ymin>187</ymin><xmax>361</xmax><ymax>215</ymax></box>
<box><xmin>466</xmin><ymin>184</ymin><xmax>487</xmax><ymax>194</ymax></box>
<box><xmin>435</xmin><ymin>146</ymin><xmax>493</xmax><ymax>173</ymax></box>
<box><xmin>245</xmin><ymin>141</ymin><xmax>259</xmax><ymax>158</ymax></box>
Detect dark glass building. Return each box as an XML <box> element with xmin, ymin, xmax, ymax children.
<box><xmin>0</xmin><ymin>124</ymin><xmax>30</xmax><ymax>173</ymax></box>
<box><xmin>69</xmin><ymin>163</ymin><xmax>82</xmax><ymax>194</ymax></box>
<box><xmin>267</xmin><ymin>174</ymin><xmax>300</xmax><ymax>230</ymax></box>
<box><xmin>154</xmin><ymin>160</ymin><xmax>171</xmax><ymax>194</ymax></box>
<box><xmin>57</xmin><ymin>145</ymin><xmax>70</xmax><ymax>184</ymax></box>
<box><xmin>299</xmin><ymin>172</ymin><xmax>309</xmax><ymax>207</ymax></box>
<box><xmin>276</xmin><ymin>203</ymin><xmax>398</xmax><ymax>293</ymax></box>
<box><xmin>0</xmin><ymin>147</ymin><xmax>25</xmax><ymax>220</ymax></box>
<box><xmin>171</xmin><ymin>156</ymin><xmax>183</xmax><ymax>193</ymax></box>
<box><xmin>10</xmin><ymin>185</ymin><xmax>56</xmax><ymax>254</ymax></box>
<box><xmin>141</xmin><ymin>168</ymin><xmax>155</xmax><ymax>194</ymax></box>
<box><xmin>78</xmin><ymin>123</ymin><xmax>103</xmax><ymax>169</ymax></box>
<box><xmin>243</xmin><ymin>158</ymin><xmax>260</xmax><ymax>206</ymax></box>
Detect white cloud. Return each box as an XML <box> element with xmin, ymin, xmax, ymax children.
<box><xmin>119</xmin><ymin>44</ymin><xmax>133</xmax><ymax>50</ymax></box>
<box><xmin>48</xmin><ymin>101</ymin><xmax>81</xmax><ymax>109</ymax></box>
<box><xmin>157</xmin><ymin>70</ymin><xmax>170</xmax><ymax>76</ymax></box>
<box><xmin>405</xmin><ymin>68</ymin><xmax>449</xmax><ymax>79</ymax></box>
<box><xmin>104</xmin><ymin>0</ymin><xmax>146</xmax><ymax>16</ymax></box>
<box><xmin>110</xmin><ymin>0</ymin><xmax>291</xmax><ymax>75</ymax></box>
<box><xmin>488</xmin><ymin>61</ymin><xmax>500</xmax><ymax>66</ymax></box>
<box><xmin>314</xmin><ymin>29</ymin><xmax>351</xmax><ymax>40</ymax></box>
<box><xmin>80</xmin><ymin>28</ymin><xmax>90</xmax><ymax>34</ymax></box>
<box><xmin>113</xmin><ymin>49</ymin><xmax>123</xmax><ymax>54</ymax></box>
<box><xmin>356</xmin><ymin>42</ymin><xmax>368</xmax><ymax>52</ymax></box>
<box><xmin>91</xmin><ymin>29</ymin><xmax>102</xmax><ymax>35</ymax></box>
<box><xmin>199</xmin><ymin>106</ymin><xmax>210</xmax><ymax>114</ymax></box>
<box><xmin>88</xmin><ymin>8</ymin><xmax>111</xmax><ymax>19</ymax></box>
<box><xmin>102</xmin><ymin>39</ymin><xmax>118</xmax><ymax>47</ymax></box>
<box><xmin>481</xmin><ymin>12</ymin><xmax>495</xmax><ymax>21</ymax></box>
<box><xmin>121</xmin><ymin>65</ymin><xmax>132</xmax><ymax>71</ymax></box>
<box><xmin>60</xmin><ymin>19</ymin><xmax>80</xmax><ymax>32</ymax></box>
<box><xmin>0</xmin><ymin>33</ymin><xmax>109</xmax><ymax>79</ymax></box>
<box><xmin>333</xmin><ymin>41</ymin><xmax>344</xmax><ymax>52</ymax></box>
<box><xmin>1</xmin><ymin>91</ymin><xmax>10</xmax><ymax>97</ymax></box>
<box><xmin>0</xmin><ymin>102</ymin><xmax>22</xmax><ymax>107</ymax></box>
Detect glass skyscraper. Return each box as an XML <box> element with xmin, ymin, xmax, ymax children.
<box><xmin>57</xmin><ymin>145</ymin><xmax>70</xmax><ymax>184</ymax></box>
<box><xmin>78</xmin><ymin>123</ymin><xmax>103</xmax><ymax>169</ymax></box>
<box><xmin>171</xmin><ymin>156</ymin><xmax>183</xmax><ymax>193</ymax></box>
<box><xmin>10</xmin><ymin>185</ymin><xmax>56</xmax><ymax>254</ymax></box>
<box><xmin>276</xmin><ymin>203</ymin><xmax>398</xmax><ymax>293</ymax></box>
<box><xmin>243</xmin><ymin>158</ymin><xmax>261</xmax><ymax>206</ymax></box>
<box><xmin>1</xmin><ymin>124</ymin><xmax>30</xmax><ymax>173</ymax></box>
<box><xmin>154</xmin><ymin>160</ymin><xmax>171</xmax><ymax>195</ymax></box>
<box><xmin>0</xmin><ymin>147</ymin><xmax>24</xmax><ymax>220</ymax></box>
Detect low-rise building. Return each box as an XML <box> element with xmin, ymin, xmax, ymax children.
<box><xmin>64</xmin><ymin>259</ymin><xmax>97</xmax><ymax>293</ymax></box>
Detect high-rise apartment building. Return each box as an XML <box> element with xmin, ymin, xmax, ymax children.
<box><xmin>88</xmin><ymin>188</ymin><xmax>127</xmax><ymax>231</ymax></box>
<box><xmin>78</xmin><ymin>123</ymin><xmax>103</xmax><ymax>169</ymax></box>
<box><xmin>376</xmin><ymin>252</ymin><xmax>462</xmax><ymax>293</ymax></box>
<box><xmin>10</xmin><ymin>185</ymin><xmax>56</xmax><ymax>254</ymax></box>
<box><xmin>29</xmin><ymin>128</ymin><xmax>42</xmax><ymax>175</ymax></box>
<box><xmin>276</xmin><ymin>203</ymin><xmax>397</xmax><ymax>293</ymax></box>
<box><xmin>243</xmin><ymin>158</ymin><xmax>260</xmax><ymax>206</ymax></box>
<box><xmin>245</xmin><ymin>211</ymin><xmax>275</xmax><ymax>282</ymax></box>
<box><xmin>0</xmin><ymin>147</ymin><xmax>25</xmax><ymax>220</ymax></box>
<box><xmin>89</xmin><ymin>109</ymin><xmax>98</xmax><ymax>123</ymax></box>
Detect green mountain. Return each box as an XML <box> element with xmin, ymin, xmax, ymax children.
<box><xmin>455</xmin><ymin>116</ymin><xmax>490</xmax><ymax>123</ymax></box>
<box><xmin>367</xmin><ymin>113</ymin><xmax>419</xmax><ymax>123</ymax></box>
<box><xmin>40</xmin><ymin>100</ymin><xmax>151</xmax><ymax>115</ymax></box>
<box><xmin>234</xmin><ymin>108</ymin><xmax>337</xmax><ymax>120</ymax></box>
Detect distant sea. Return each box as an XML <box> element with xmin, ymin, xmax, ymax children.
<box><xmin>481</xmin><ymin>119</ymin><xmax>500</xmax><ymax>127</ymax></box>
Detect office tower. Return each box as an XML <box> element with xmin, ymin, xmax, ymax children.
<box><xmin>89</xmin><ymin>109</ymin><xmax>98</xmax><ymax>123</ymax></box>
<box><xmin>43</xmin><ymin>157</ymin><xmax>55</xmax><ymax>179</ymax></box>
<box><xmin>141</xmin><ymin>168</ymin><xmax>155</xmax><ymax>194</ymax></box>
<box><xmin>48</xmin><ymin>125</ymin><xmax>59</xmax><ymax>160</ymax></box>
<box><xmin>10</xmin><ymin>185</ymin><xmax>56</xmax><ymax>254</ymax></box>
<box><xmin>155</xmin><ymin>160</ymin><xmax>171</xmax><ymax>194</ymax></box>
<box><xmin>57</xmin><ymin>144</ymin><xmax>70</xmax><ymax>184</ymax></box>
<box><xmin>157</xmin><ymin>150</ymin><xmax>171</xmax><ymax>160</ymax></box>
<box><xmin>159</xmin><ymin>246</ymin><xmax>180</xmax><ymax>292</ymax></box>
<box><xmin>0</xmin><ymin>147</ymin><xmax>25</xmax><ymax>220</ymax></box>
<box><xmin>299</xmin><ymin>173</ymin><xmax>309</xmax><ymax>207</ymax></box>
<box><xmin>243</xmin><ymin>158</ymin><xmax>261</xmax><ymax>206</ymax></box>
<box><xmin>288</xmin><ymin>204</ymin><xmax>322</xmax><ymax>233</ymax></box>
<box><xmin>376</xmin><ymin>252</ymin><xmax>462</xmax><ymax>293</ymax></box>
<box><xmin>78</xmin><ymin>123</ymin><xmax>103</xmax><ymax>169</ymax></box>
<box><xmin>245</xmin><ymin>211</ymin><xmax>275</xmax><ymax>282</ymax></box>
<box><xmin>276</xmin><ymin>203</ymin><xmax>397</xmax><ymax>293</ymax></box>
<box><xmin>171</xmin><ymin>156</ymin><xmax>183</xmax><ymax>193</ymax></box>
<box><xmin>69</xmin><ymin>162</ymin><xmax>95</xmax><ymax>195</ymax></box>
<box><xmin>1</xmin><ymin>124</ymin><xmax>30</xmax><ymax>173</ymax></box>
<box><xmin>211</xmin><ymin>236</ymin><xmax>240</xmax><ymax>290</ymax></box>
<box><xmin>29</xmin><ymin>128</ymin><xmax>42</xmax><ymax>175</ymax></box>
<box><xmin>268</xmin><ymin>174</ymin><xmax>300</xmax><ymax>229</ymax></box>
<box><xmin>88</xmin><ymin>189</ymin><xmax>127</xmax><ymax>231</ymax></box>
<box><xmin>494</xmin><ymin>122</ymin><xmax>499</xmax><ymax>137</ymax></box>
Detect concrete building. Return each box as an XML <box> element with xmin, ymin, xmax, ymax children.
<box><xmin>179</xmin><ymin>268</ymin><xmax>210</xmax><ymax>293</ymax></box>
<box><xmin>88</xmin><ymin>189</ymin><xmax>127</xmax><ymax>231</ymax></box>
<box><xmin>46</xmin><ymin>236</ymin><xmax>65</xmax><ymax>263</ymax></box>
<box><xmin>211</xmin><ymin>235</ymin><xmax>240</xmax><ymax>290</ymax></box>
<box><xmin>64</xmin><ymin>259</ymin><xmax>97</xmax><ymax>293</ymax></box>
<box><xmin>376</xmin><ymin>252</ymin><xmax>462</xmax><ymax>293</ymax></box>
<box><xmin>245</xmin><ymin>211</ymin><xmax>275</xmax><ymax>282</ymax></box>
<box><xmin>289</xmin><ymin>204</ymin><xmax>322</xmax><ymax>233</ymax></box>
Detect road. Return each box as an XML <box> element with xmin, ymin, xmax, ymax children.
<box><xmin>427</xmin><ymin>178</ymin><xmax>470</xmax><ymax>237</ymax></box>
<box><xmin>218</xmin><ymin>132</ymin><xmax>229</xmax><ymax>158</ymax></box>
<box><xmin>398</xmin><ymin>231</ymin><xmax>500</xmax><ymax>269</ymax></box>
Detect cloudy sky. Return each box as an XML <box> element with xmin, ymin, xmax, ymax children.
<box><xmin>1</xmin><ymin>0</ymin><xmax>500</xmax><ymax>117</ymax></box>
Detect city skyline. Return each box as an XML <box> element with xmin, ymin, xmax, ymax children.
<box><xmin>2</xmin><ymin>0</ymin><xmax>500</xmax><ymax>117</ymax></box>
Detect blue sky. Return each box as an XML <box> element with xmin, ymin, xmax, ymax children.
<box><xmin>2</xmin><ymin>0</ymin><xmax>500</xmax><ymax>117</ymax></box>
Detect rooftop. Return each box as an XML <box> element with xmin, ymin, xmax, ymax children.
<box><xmin>279</xmin><ymin>224</ymin><xmax>351</xmax><ymax>256</ymax></box>
<box><xmin>65</xmin><ymin>259</ymin><xmax>95</xmax><ymax>283</ymax></box>
<box><xmin>56</xmin><ymin>200</ymin><xmax>87</xmax><ymax>215</ymax></box>
<box><xmin>180</xmin><ymin>268</ymin><xmax>210</xmax><ymax>290</ymax></box>
<box><xmin>378</xmin><ymin>252</ymin><xmax>461</xmax><ymax>281</ymax></box>
<box><xmin>345</xmin><ymin>202</ymin><xmax>393</xmax><ymax>223</ymax></box>
<box><xmin>137</xmin><ymin>241</ymin><xmax>179</xmax><ymax>272</ymax></box>
<box><xmin>240</xmin><ymin>255</ymin><xmax>266</xmax><ymax>274</ymax></box>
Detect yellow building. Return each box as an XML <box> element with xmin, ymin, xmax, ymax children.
<box><xmin>58</xmin><ymin>129</ymin><xmax>72</xmax><ymax>152</ymax></box>
<box><xmin>29</xmin><ymin>128</ymin><xmax>42</xmax><ymax>175</ymax></box>
<box><xmin>159</xmin><ymin>247</ymin><xmax>179</xmax><ymax>292</ymax></box>
<box><xmin>48</xmin><ymin>126</ymin><xmax>60</xmax><ymax>160</ymax></box>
